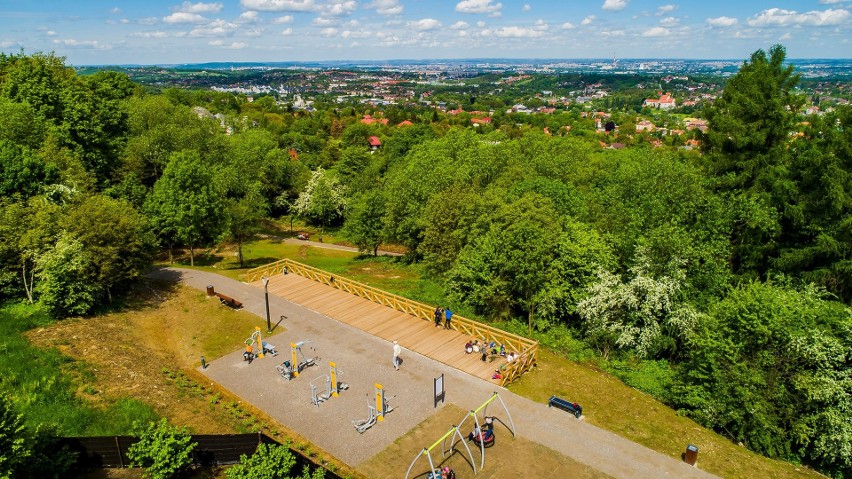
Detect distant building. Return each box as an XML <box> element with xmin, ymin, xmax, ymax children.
<box><xmin>636</xmin><ymin>120</ymin><xmax>656</xmax><ymax>132</ymax></box>
<box><xmin>368</xmin><ymin>136</ymin><xmax>382</xmax><ymax>150</ymax></box>
<box><xmin>644</xmin><ymin>92</ymin><xmax>676</xmax><ymax>110</ymax></box>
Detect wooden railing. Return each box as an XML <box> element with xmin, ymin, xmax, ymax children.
<box><xmin>244</xmin><ymin>258</ymin><xmax>537</xmax><ymax>386</ymax></box>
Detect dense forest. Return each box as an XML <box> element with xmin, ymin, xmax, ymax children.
<box><xmin>0</xmin><ymin>46</ymin><xmax>850</xmax><ymax>478</ymax></box>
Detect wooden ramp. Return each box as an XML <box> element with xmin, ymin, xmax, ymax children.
<box><xmin>257</xmin><ymin>273</ymin><xmax>507</xmax><ymax>383</ymax></box>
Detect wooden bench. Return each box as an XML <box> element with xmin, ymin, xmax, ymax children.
<box><xmin>215</xmin><ymin>293</ymin><xmax>243</xmax><ymax>309</ymax></box>
<box><xmin>548</xmin><ymin>395</ymin><xmax>582</xmax><ymax>418</ymax></box>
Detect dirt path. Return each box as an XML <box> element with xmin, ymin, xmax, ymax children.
<box><xmin>277</xmin><ymin>236</ymin><xmax>403</xmax><ymax>256</ymax></box>
<box><xmin>152</xmin><ymin>267</ymin><xmax>718</xmax><ymax>479</ymax></box>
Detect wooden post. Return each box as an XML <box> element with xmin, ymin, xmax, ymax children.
<box><xmin>115</xmin><ymin>436</ymin><xmax>124</xmax><ymax>468</ymax></box>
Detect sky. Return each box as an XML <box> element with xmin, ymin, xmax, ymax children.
<box><xmin>1</xmin><ymin>1</ymin><xmax>850</xmax><ymax>65</ymax></box>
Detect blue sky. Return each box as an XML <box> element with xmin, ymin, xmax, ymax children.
<box><xmin>1</xmin><ymin>1</ymin><xmax>849</xmax><ymax>64</ymax></box>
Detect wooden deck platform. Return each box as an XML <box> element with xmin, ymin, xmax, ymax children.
<box><xmin>256</xmin><ymin>273</ymin><xmax>510</xmax><ymax>383</ymax></box>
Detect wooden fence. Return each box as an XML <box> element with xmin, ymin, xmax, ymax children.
<box><xmin>244</xmin><ymin>258</ymin><xmax>538</xmax><ymax>386</ymax></box>
<box><xmin>62</xmin><ymin>432</ymin><xmax>340</xmax><ymax>477</ymax></box>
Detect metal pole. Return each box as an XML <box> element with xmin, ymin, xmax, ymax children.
<box><xmin>262</xmin><ymin>276</ymin><xmax>271</xmax><ymax>334</ymax></box>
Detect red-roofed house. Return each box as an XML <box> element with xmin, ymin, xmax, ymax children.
<box><xmin>644</xmin><ymin>92</ymin><xmax>676</xmax><ymax>110</ymax></box>
<box><xmin>470</xmin><ymin>117</ymin><xmax>492</xmax><ymax>126</ymax></box>
<box><xmin>397</xmin><ymin>120</ymin><xmax>414</xmax><ymax>127</ymax></box>
<box><xmin>368</xmin><ymin>136</ymin><xmax>382</xmax><ymax>150</ymax></box>
<box><xmin>361</xmin><ymin>115</ymin><xmax>377</xmax><ymax>125</ymax></box>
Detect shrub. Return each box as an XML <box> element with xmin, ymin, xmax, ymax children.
<box><xmin>227</xmin><ymin>442</ymin><xmax>324</xmax><ymax>479</ymax></box>
<box><xmin>127</xmin><ymin>418</ymin><xmax>196</xmax><ymax>479</ymax></box>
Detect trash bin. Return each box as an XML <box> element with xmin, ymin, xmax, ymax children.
<box><xmin>685</xmin><ymin>444</ymin><xmax>699</xmax><ymax>466</ymax></box>
<box><xmin>206</xmin><ymin>285</ymin><xmax>215</xmax><ymax>297</ymax></box>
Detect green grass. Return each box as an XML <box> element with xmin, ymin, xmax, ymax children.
<box><xmin>0</xmin><ymin>301</ymin><xmax>158</xmax><ymax>435</ymax></box>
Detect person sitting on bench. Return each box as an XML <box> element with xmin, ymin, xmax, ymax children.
<box><xmin>243</xmin><ymin>345</ymin><xmax>254</xmax><ymax>362</ymax></box>
<box><xmin>465</xmin><ymin>340</ymin><xmax>473</xmax><ymax>354</ymax></box>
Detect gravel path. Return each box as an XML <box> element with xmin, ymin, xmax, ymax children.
<box><xmin>150</xmin><ymin>267</ymin><xmax>718</xmax><ymax>479</ymax></box>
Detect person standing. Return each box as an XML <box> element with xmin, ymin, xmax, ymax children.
<box><xmin>434</xmin><ymin>306</ymin><xmax>442</xmax><ymax>327</ymax></box>
<box><xmin>392</xmin><ymin>340</ymin><xmax>402</xmax><ymax>370</ymax></box>
<box><xmin>444</xmin><ymin>307</ymin><xmax>453</xmax><ymax>329</ymax></box>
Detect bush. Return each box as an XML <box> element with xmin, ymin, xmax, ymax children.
<box><xmin>127</xmin><ymin>418</ymin><xmax>196</xmax><ymax>479</ymax></box>
<box><xmin>0</xmin><ymin>396</ymin><xmax>75</xmax><ymax>479</ymax></box>
<box><xmin>227</xmin><ymin>442</ymin><xmax>324</xmax><ymax>479</ymax></box>
<box><xmin>0</xmin><ymin>395</ymin><xmax>28</xmax><ymax>479</ymax></box>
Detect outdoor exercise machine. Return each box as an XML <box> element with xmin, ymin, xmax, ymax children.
<box><xmin>276</xmin><ymin>340</ymin><xmax>317</xmax><ymax>380</ymax></box>
<box><xmin>310</xmin><ymin>361</ymin><xmax>349</xmax><ymax>407</ymax></box>
<box><xmin>352</xmin><ymin>383</ymin><xmax>393</xmax><ymax>433</ymax></box>
<box><xmin>453</xmin><ymin>392</ymin><xmax>516</xmax><ymax>470</ymax></box>
<box><xmin>404</xmin><ymin>425</ymin><xmax>477</xmax><ymax>479</ymax></box>
<box><xmin>243</xmin><ymin>327</ymin><xmax>265</xmax><ymax>361</ymax></box>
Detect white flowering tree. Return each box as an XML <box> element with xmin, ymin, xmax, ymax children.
<box><xmin>293</xmin><ymin>168</ymin><xmax>346</xmax><ymax>241</ymax></box>
<box><xmin>577</xmin><ymin>247</ymin><xmax>699</xmax><ymax>359</ymax></box>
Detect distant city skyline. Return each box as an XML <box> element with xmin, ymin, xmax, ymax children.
<box><xmin>1</xmin><ymin>1</ymin><xmax>850</xmax><ymax>65</ymax></box>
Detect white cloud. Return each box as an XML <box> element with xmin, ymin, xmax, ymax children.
<box><xmin>477</xmin><ymin>20</ymin><xmax>486</xmax><ymax>27</ymax></box>
<box><xmin>581</xmin><ymin>15</ymin><xmax>595</xmax><ymax>25</ymax></box>
<box><xmin>312</xmin><ymin>17</ymin><xmax>336</xmax><ymax>26</ymax></box>
<box><xmin>367</xmin><ymin>0</ymin><xmax>403</xmax><ymax>16</ymax></box>
<box><xmin>341</xmin><ymin>29</ymin><xmax>370</xmax><ymax>38</ymax></box>
<box><xmin>656</xmin><ymin>4</ymin><xmax>676</xmax><ymax>15</ymax></box>
<box><xmin>53</xmin><ymin>38</ymin><xmax>111</xmax><ymax>49</ymax></box>
<box><xmin>46</xmin><ymin>30</ymin><xmax>57</xmax><ymax>36</ymax></box>
<box><xmin>780</xmin><ymin>32</ymin><xmax>792</xmax><ymax>40</ymax></box>
<box><xmin>321</xmin><ymin>27</ymin><xmax>338</xmax><ymax>36</ymax></box>
<box><xmin>322</xmin><ymin>0</ymin><xmax>357</xmax><ymax>16</ymax></box>
<box><xmin>163</xmin><ymin>12</ymin><xmax>207</xmax><ymax>23</ymax></box>
<box><xmin>643</xmin><ymin>26</ymin><xmax>670</xmax><ymax>36</ymax></box>
<box><xmin>522</xmin><ymin>4</ymin><xmax>531</xmax><ymax>12</ymax></box>
<box><xmin>110</xmin><ymin>7</ymin><xmax>121</xmax><ymax>14</ymax></box>
<box><xmin>819</xmin><ymin>0</ymin><xmax>846</xmax><ymax>3</ymax></box>
<box><xmin>408</xmin><ymin>18</ymin><xmax>441</xmax><ymax>30</ymax></box>
<box><xmin>139</xmin><ymin>17</ymin><xmax>159</xmax><ymax>25</ymax></box>
<box><xmin>599</xmin><ymin>29</ymin><xmax>624</xmax><ymax>36</ymax></box>
<box><xmin>209</xmin><ymin>40</ymin><xmax>247</xmax><ymax>48</ymax></box>
<box><xmin>177</xmin><ymin>2</ymin><xmax>223</xmax><ymax>13</ymax></box>
<box><xmin>747</xmin><ymin>8</ymin><xmax>850</xmax><ymax>27</ymax></box>
<box><xmin>561</xmin><ymin>22</ymin><xmax>575</xmax><ymax>29</ymax></box>
<box><xmin>190</xmin><ymin>19</ymin><xmax>238</xmax><ymax>36</ymax></box>
<box><xmin>238</xmin><ymin>11</ymin><xmax>259</xmax><ymax>22</ymax></box>
<box><xmin>239</xmin><ymin>0</ymin><xmax>317</xmax><ymax>12</ymax></box>
<box><xmin>273</xmin><ymin>15</ymin><xmax>294</xmax><ymax>23</ymax></box>
<box><xmin>659</xmin><ymin>16</ymin><xmax>678</xmax><ymax>27</ymax></box>
<box><xmin>456</xmin><ymin>0</ymin><xmax>503</xmax><ymax>15</ymax></box>
<box><xmin>706</xmin><ymin>16</ymin><xmax>738</xmax><ymax>27</ymax></box>
<box><xmin>281</xmin><ymin>27</ymin><xmax>293</xmax><ymax>35</ymax></box>
<box><xmin>493</xmin><ymin>26</ymin><xmax>544</xmax><ymax>37</ymax></box>
<box><xmin>133</xmin><ymin>31</ymin><xmax>169</xmax><ymax>38</ymax></box>
<box><xmin>450</xmin><ymin>21</ymin><xmax>469</xmax><ymax>29</ymax></box>
<box><xmin>0</xmin><ymin>41</ymin><xmax>22</xmax><ymax>48</ymax></box>
<box><xmin>602</xmin><ymin>0</ymin><xmax>628</xmax><ymax>12</ymax></box>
